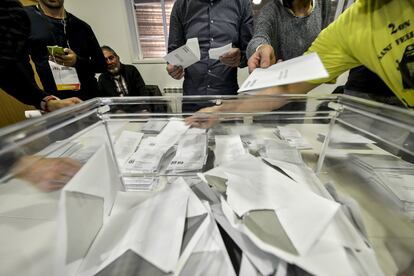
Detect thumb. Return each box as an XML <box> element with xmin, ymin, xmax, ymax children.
<box><xmin>259</xmin><ymin>50</ymin><xmax>271</xmax><ymax>68</ymax></box>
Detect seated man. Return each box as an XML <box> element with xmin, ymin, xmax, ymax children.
<box><xmin>98</xmin><ymin>45</ymin><xmax>147</xmax><ymax>98</ymax></box>
<box><xmin>98</xmin><ymin>45</ymin><xmax>151</xmax><ymax>112</ymax></box>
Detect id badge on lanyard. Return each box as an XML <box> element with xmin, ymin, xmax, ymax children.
<box><xmin>43</xmin><ymin>7</ymin><xmax>81</xmax><ymax>91</ymax></box>
<box><xmin>48</xmin><ymin>59</ymin><xmax>81</xmax><ymax>91</ymax></box>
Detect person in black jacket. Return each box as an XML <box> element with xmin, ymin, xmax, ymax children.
<box><xmin>24</xmin><ymin>0</ymin><xmax>106</xmax><ymax>101</ymax></box>
<box><xmin>98</xmin><ymin>45</ymin><xmax>147</xmax><ymax>98</ymax></box>
<box><xmin>0</xmin><ymin>0</ymin><xmax>81</xmax><ymax>112</ymax></box>
<box><xmin>98</xmin><ymin>45</ymin><xmax>152</xmax><ymax>112</ymax></box>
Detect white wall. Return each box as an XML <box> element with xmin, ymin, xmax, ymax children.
<box><xmin>64</xmin><ymin>0</ymin><xmax>345</xmax><ymax>94</ymax></box>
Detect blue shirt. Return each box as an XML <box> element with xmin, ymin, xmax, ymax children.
<box><xmin>168</xmin><ymin>0</ymin><xmax>253</xmax><ymax>96</ymax></box>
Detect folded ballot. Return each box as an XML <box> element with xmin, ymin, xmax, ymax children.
<box><xmin>164</xmin><ymin>38</ymin><xmax>200</xmax><ymax>68</ymax></box>
<box><xmin>167</xmin><ymin>133</ymin><xmax>208</xmax><ymax>173</ymax></box>
<box><xmin>208</xmin><ymin>43</ymin><xmax>232</xmax><ymax>60</ymax></box>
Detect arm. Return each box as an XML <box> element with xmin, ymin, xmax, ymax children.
<box><xmin>131</xmin><ymin>66</ymin><xmax>147</xmax><ymax>97</ymax></box>
<box><xmin>187</xmin><ymin>9</ymin><xmax>361</xmax><ymax>128</ymax></box>
<box><xmin>185</xmin><ymin>82</ymin><xmax>318</xmax><ymax>128</ymax></box>
<box><xmin>167</xmin><ymin>1</ymin><xmax>185</xmax><ymax>53</ymax></box>
<box><xmin>75</xmin><ymin>26</ymin><xmax>106</xmax><ymax>73</ymax></box>
<box><xmin>246</xmin><ymin>2</ymin><xmax>278</xmax><ymax>72</ymax></box>
<box><xmin>238</xmin><ymin>0</ymin><xmax>254</xmax><ymax>68</ymax></box>
<box><xmin>55</xmin><ymin>24</ymin><xmax>106</xmax><ymax>74</ymax></box>
<box><xmin>216</xmin><ymin>82</ymin><xmax>318</xmax><ymax>113</ymax></box>
<box><xmin>0</xmin><ymin>59</ymin><xmax>81</xmax><ymax>111</ymax></box>
<box><xmin>166</xmin><ymin>0</ymin><xmax>186</xmax><ymax>79</ymax></box>
<box><xmin>220</xmin><ymin>0</ymin><xmax>253</xmax><ymax>68</ymax></box>
<box><xmin>246</xmin><ymin>1</ymin><xmax>278</xmax><ymax>59</ymax></box>
<box><xmin>0</xmin><ymin>59</ymin><xmax>46</xmax><ymax>108</ymax></box>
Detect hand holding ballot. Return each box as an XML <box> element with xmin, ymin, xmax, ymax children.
<box><xmin>247</xmin><ymin>44</ymin><xmax>276</xmax><ymax>73</ymax></box>
<box><xmin>219</xmin><ymin>47</ymin><xmax>241</xmax><ymax>67</ymax></box>
<box><xmin>185</xmin><ymin>53</ymin><xmax>328</xmax><ymax>129</ymax></box>
<box><xmin>166</xmin><ymin>64</ymin><xmax>185</xmax><ymax>80</ymax></box>
<box><xmin>239</xmin><ymin>53</ymin><xmax>328</xmax><ymax>93</ymax></box>
<box><xmin>164</xmin><ymin>38</ymin><xmax>200</xmax><ymax>68</ymax></box>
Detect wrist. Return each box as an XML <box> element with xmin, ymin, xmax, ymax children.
<box><xmin>40</xmin><ymin>95</ymin><xmax>60</xmax><ymax>112</ymax></box>
<box><xmin>256</xmin><ymin>44</ymin><xmax>265</xmax><ymax>52</ymax></box>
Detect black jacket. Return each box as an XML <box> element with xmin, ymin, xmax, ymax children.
<box><xmin>0</xmin><ymin>0</ymin><xmax>47</xmax><ymax>108</ymax></box>
<box><xmin>98</xmin><ymin>64</ymin><xmax>147</xmax><ymax>97</ymax></box>
<box><xmin>98</xmin><ymin>64</ymin><xmax>154</xmax><ymax>112</ymax></box>
<box><xmin>25</xmin><ymin>6</ymin><xmax>106</xmax><ymax>100</ymax></box>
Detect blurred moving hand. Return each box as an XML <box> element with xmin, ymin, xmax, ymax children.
<box><xmin>247</xmin><ymin>44</ymin><xmax>276</xmax><ymax>73</ymax></box>
<box><xmin>12</xmin><ymin>156</ymin><xmax>82</xmax><ymax>192</ymax></box>
<box><xmin>47</xmin><ymin>97</ymin><xmax>82</xmax><ymax>112</ymax></box>
<box><xmin>220</xmin><ymin>48</ymin><xmax>241</xmax><ymax>67</ymax></box>
<box><xmin>185</xmin><ymin>105</ymin><xmax>220</xmax><ymax>129</ymax></box>
<box><xmin>166</xmin><ymin>64</ymin><xmax>185</xmax><ymax>80</ymax></box>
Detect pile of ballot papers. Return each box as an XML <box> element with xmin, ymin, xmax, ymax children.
<box><xmin>167</xmin><ymin>132</ymin><xmax>208</xmax><ymax>173</ymax></box>
<box><xmin>45</xmin><ymin>120</ymin><xmax>387</xmax><ymax>276</ymax></box>
<box><xmin>199</xmin><ymin>153</ymin><xmax>384</xmax><ymax>276</ymax></box>
<box><xmin>122</xmin><ymin>119</ymin><xmax>190</xmax><ymax>174</ymax></box>
<box><xmin>66</xmin><ymin>177</ymin><xmax>235</xmax><ymax>276</ymax></box>
<box><xmin>350</xmin><ymin>154</ymin><xmax>414</xmax><ymax>217</ymax></box>
<box><xmin>114</xmin><ymin>120</ymin><xmax>209</xmax><ymax>190</ymax></box>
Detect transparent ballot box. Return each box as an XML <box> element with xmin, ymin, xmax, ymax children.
<box><xmin>0</xmin><ymin>95</ymin><xmax>413</xmax><ymax>276</ymax></box>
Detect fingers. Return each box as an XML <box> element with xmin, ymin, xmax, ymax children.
<box><xmin>166</xmin><ymin>64</ymin><xmax>184</xmax><ymax>79</ymax></box>
<box><xmin>69</xmin><ymin>97</ymin><xmax>83</xmax><ymax>104</ymax></box>
<box><xmin>51</xmin><ymin>48</ymin><xmax>77</xmax><ymax>67</ymax></box>
<box><xmin>185</xmin><ymin>115</ymin><xmax>217</xmax><ymax>129</ymax></box>
<box><xmin>259</xmin><ymin>50</ymin><xmax>271</xmax><ymax>68</ymax></box>
<box><xmin>220</xmin><ymin>56</ymin><xmax>240</xmax><ymax>67</ymax></box>
<box><xmin>220</xmin><ymin>48</ymin><xmax>241</xmax><ymax>67</ymax></box>
<box><xmin>12</xmin><ymin>156</ymin><xmax>82</xmax><ymax>192</ymax></box>
<box><xmin>253</xmin><ymin>44</ymin><xmax>275</xmax><ymax>69</ymax></box>
<box><xmin>248</xmin><ymin>52</ymin><xmax>261</xmax><ymax>73</ymax></box>
<box><xmin>184</xmin><ymin>106</ymin><xmax>220</xmax><ymax>129</ymax></box>
<box><xmin>46</xmin><ymin>97</ymin><xmax>82</xmax><ymax>112</ymax></box>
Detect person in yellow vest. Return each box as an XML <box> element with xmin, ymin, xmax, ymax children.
<box><xmin>187</xmin><ymin>0</ymin><xmax>414</xmax><ymax>126</ymax></box>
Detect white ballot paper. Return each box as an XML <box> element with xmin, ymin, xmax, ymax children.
<box><xmin>167</xmin><ymin>133</ymin><xmax>208</xmax><ymax>172</ymax></box>
<box><xmin>207</xmin><ymin>154</ymin><xmax>340</xmax><ymax>256</ymax></box>
<box><xmin>214</xmin><ymin>135</ymin><xmax>246</xmax><ymax>166</ymax></box>
<box><xmin>220</xmin><ymin>198</ymin><xmax>360</xmax><ymax>276</ymax></box>
<box><xmin>238</xmin><ymin>52</ymin><xmax>328</xmax><ymax>93</ymax></box>
<box><xmin>114</xmin><ymin>130</ymin><xmax>143</xmax><ymax>167</ymax></box>
<box><xmin>77</xmin><ymin>178</ymin><xmax>190</xmax><ymax>276</ymax></box>
<box><xmin>156</xmin><ymin>118</ymin><xmax>190</xmax><ymax>147</ymax></box>
<box><xmin>319</xmin><ymin>126</ymin><xmax>376</xmax><ymax>144</ymax></box>
<box><xmin>55</xmin><ymin>145</ymin><xmax>122</xmax><ymax>275</ymax></box>
<box><xmin>208</xmin><ymin>43</ymin><xmax>232</xmax><ymax>60</ymax></box>
<box><xmin>141</xmin><ymin>120</ymin><xmax>168</xmax><ymax>134</ymax></box>
<box><xmin>164</xmin><ymin>38</ymin><xmax>200</xmax><ymax>68</ymax></box>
